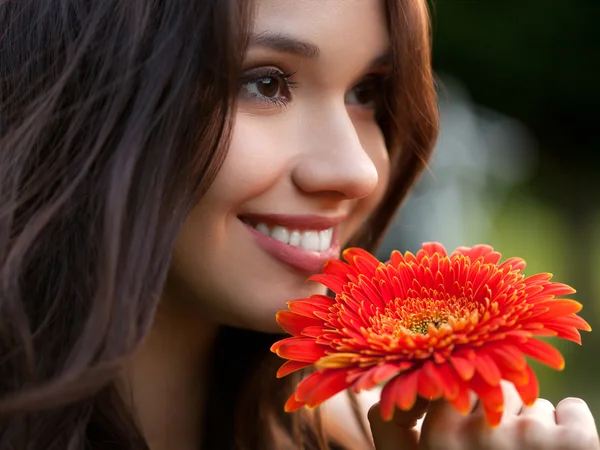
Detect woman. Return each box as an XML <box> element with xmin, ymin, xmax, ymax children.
<box><xmin>0</xmin><ymin>0</ymin><xmax>597</xmax><ymax>449</ymax></box>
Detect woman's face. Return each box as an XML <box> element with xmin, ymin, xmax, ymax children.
<box><xmin>167</xmin><ymin>0</ymin><xmax>391</xmax><ymax>332</ymax></box>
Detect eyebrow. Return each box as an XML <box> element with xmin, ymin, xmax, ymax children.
<box><xmin>248</xmin><ymin>32</ymin><xmax>393</xmax><ymax>70</ymax></box>
<box><xmin>370</xmin><ymin>51</ymin><xmax>392</xmax><ymax>69</ymax></box>
<box><xmin>249</xmin><ymin>32</ymin><xmax>321</xmax><ymax>59</ymax></box>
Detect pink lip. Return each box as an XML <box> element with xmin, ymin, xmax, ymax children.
<box><xmin>239</xmin><ymin>214</ymin><xmax>344</xmax><ymax>274</ymax></box>
<box><xmin>241</xmin><ymin>213</ymin><xmax>346</xmax><ymax>231</ymax></box>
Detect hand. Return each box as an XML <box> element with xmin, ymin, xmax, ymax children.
<box><xmin>368</xmin><ymin>381</ymin><xmax>600</xmax><ymax>450</ymax></box>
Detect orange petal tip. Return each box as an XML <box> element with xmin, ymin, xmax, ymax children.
<box><xmin>284</xmin><ymin>396</ymin><xmax>304</xmax><ymax>412</ymax></box>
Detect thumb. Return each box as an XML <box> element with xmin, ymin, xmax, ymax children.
<box><xmin>368</xmin><ymin>397</ymin><xmax>429</xmax><ymax>450</ymax></box>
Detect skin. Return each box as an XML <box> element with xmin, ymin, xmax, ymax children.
<box><xmin>120</xmin><ymin>1</ymin><xmax>600</xmax><ymax>449</ymax></box>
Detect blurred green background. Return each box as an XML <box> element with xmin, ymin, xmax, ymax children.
<box><xmin>379</xmin><ymin>1</ymin><xmax>600</xmax><ymax>423</ymax></box>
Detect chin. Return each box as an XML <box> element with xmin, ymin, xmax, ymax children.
<box><xmin>226</xmin><ymin>283</ymin><xmax>328</xmax><ymax>335</ymax></box>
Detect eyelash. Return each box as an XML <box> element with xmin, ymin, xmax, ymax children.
<box><xmin>239</xmin><ymin>67</ymin><xmax>388</xmax><ymax>111</ymax></box>
<box><xmin>239</xmin><ymin>68</ymin><xmax>298</xmax><ymax>107</ymax></box>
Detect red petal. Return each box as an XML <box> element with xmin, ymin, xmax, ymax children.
<box><xmin>549</xmin><ymin>314</ymin><xmax>591</xmax><ymax>331</ymax></box>
<box><xmin>543</xmin><ymin>323</ymin><xmax>583</xmax><ymax>344</ymax></box>
<box><xmin>294</xmin><ymin>370</ymin><xmax>333</xmax><ymax>401</ymax></box>
<box><xmin>353</xmin><ymin>362</ymin><xmax>405</xmax><ymax>393</ymax></box>
<box><xmin>450</xmin><ymin>380</ymin><xmax>471</xmax><ymax>414</ymax></box>
<box><xmin>529</xmin><ymin>299</ymin><xmax>582</xmax><ymax>319</ymax></box>
<box><xmin>284</xmin><ymin>394</ymin><xmax>305</xmax><ymax>412</ymax></box>
<box><xmin>276</xmin><ymin>311</ymin><xmax>324</xmax><ymax>336</ymax></box>
<box><xmin>371</xmin><ymin>363</ymin><xmax>407</xmax><ymax>386</ymax></box>
<box><xmin>352</xmin><ymin>368</ymin><xmax>377</xmax><ymax>393</ymax></box>
<box><xmin>474</xmin><ymin>353</ymin><xmax>502</xmax><ymax>386</ymax></box>
<box><xmin>452</xmin><ymin>244</ymin><xmax>498</xmax><ymax>264</ymax></box>
<box><xmin>309</xmin><ymin>274</ymin><xmax>346</xmax><ymax>293</ymax></box>
<box><xmin>356</xmin><ymin>275</ymin><xmax>385</xmax><ymax>308</ymax></box>
<box><xmin>450</xmin><ymin>355</ymin><xmax>476</xmax><ymax>380</ymax></box>
<box><xmin>343</xmin><ymin>248</ymin><xmax>381</xmax><ymax>275</ymax></box>
<box><xmin>522</xmin><ymin>325</ymin><xmax>558</xmax><ymax>337</ymax></box>
<box><xmin>505</xmin><ymin>330</ymin><xmax>533</xmax><ymax>343</ymax></box>
<box><xmin>274</xmin><ymin>338</ymin><xmax>327</xmax><ymax>363</ymax></box>
<box><xmin>470</xmin><ymin>374</ymin><xmax>504</xmax><ymax>427</ymax></box>
<box><xmin>379</xmin><ymin>379</ymin><xmax>397</xmax><ymax>421</ymax></box>
<box><xmin>499</xmin><ymin>257</ymin><xmax>527</xmax><ymax>272</ymax></box>
<box><xmin>270</xmin><ymin>336</ymin><xmax>293</xmax><ymax>353</ymax></box>
<box><xmin>323</xmin><ymin>259</ymin><xmax>355</xmax><ymax>279</ymax></box>
<box><xmin>417</xmin><ymin>362</ymin><xmax>443</xmax><ymax>399</ymax></box>
<box><xmin>403</xmin><ymin>251</ymin><xmax>418</xmax><ymax>265</ymax></box>
<box><xmin>301</xmin><ymin>326</ymin><xmax>328</xmax><ymax>338</ymax></box>
<box><xmin>499</xmin><ymin>365</ymin><xmax>530</xmax><ymax>386</ymax></box>
<box><xmin>288</xmin><ymin>296</ymin><xmax>334</xmax><ymax>317</ymax></box>
<box><xmin>389</xmin><ymin>250</ymin><xmax>406</xmax><ymax>268</ymax></box>
<box><xmin>383</xmin><ymin>369</ymin><xmax>419</xmax><ymax>412</ymax></box>
<box><xmin>435</xmin><ymin>363</ymin><xmax>461</xmax><ymax>400</ymax></box>
<box><xmin>524</xmin><ymin>272</ymin><xmax>552</xmax><ymax>284</ymax></box>
<box><xmin>421</xmin><ymin>242</ymin><xmax>448</xmax><ymax>258</ymax></box>
<box><xmin>297</xmin><ymin>370</ymin><xmax>350</xmax><ymax>407</ymax></box>
<box><xmin>519</xmin><ymin>339</ymin><xmax>565</xmax><ymax>370</ymax></box>
<box><xmin>488</xmin><ymin>345</ymin><xmax>527</xmax><ymax>372</ymax></box>
<box><xmin>483</xmin><ymin>407</ymin><xmax>503</xmax><ymax>428</ymax></box>
<box><xmin>398</xmin><ymin>264</ymin><xmax>417</xmax><ymax>293</ymax></box>
<box><xmin>277</xmin><ymin>360</ymin><xmax>312</xmax><ymax>378</ymax></box>
<box><xmin>540</xmin><ymin>282</ymin><xmax>576</xmax><ymax>297</ymax></box>
<box><xmin>514</xmin><ymin>364</ymin><xmax>539</xmax><ymax>406</ymax></box>
<box><xmin>378</xmin><ymin>279</ymin><xmax>394</xmax><ymax>309</ymax></box>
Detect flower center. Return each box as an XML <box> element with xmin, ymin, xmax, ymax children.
<box><xmin>404</xmin><ymin>314</ymin><xmax>449</xmax><ymax>335</ymax></box>
<box><xmin>373</xmin><ymin>294</ymin><xmax>475</xmax><ymax>338</ymax></box>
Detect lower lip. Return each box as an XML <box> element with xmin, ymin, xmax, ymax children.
<box><xmin>242</xmin><ymin>222</ymin><xmax>341</xmax><ymax>274</ymax></box>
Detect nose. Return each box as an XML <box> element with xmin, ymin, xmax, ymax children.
<box><xmin>291</xmin><ymin>105</ymin><xmax>379</xmax><ymax>200</ymax></box>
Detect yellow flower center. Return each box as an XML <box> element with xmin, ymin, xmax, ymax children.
<box><xmin>404</xmin><ymin>314</ymin><xmax>449</xmax><ymax>335</ymax></box>
<box><xmin>372</xmin><ymin>293</ymin><xmax>476</xmax><ymax>339</ymax></box>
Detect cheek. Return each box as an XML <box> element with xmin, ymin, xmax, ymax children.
<box><xmin>208</xmin><ymin>114</ymin><xmax>287</xmax><ymax>205</ymax></box>
<box><xmin>356</xmin><ymin>118</ymin><xmax>391</xmax><ymax>210</ymax></box>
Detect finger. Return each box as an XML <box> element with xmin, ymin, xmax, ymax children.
<box><xmin>556</xmin><ymin>397</ymin><xmax>596</xmax><ymax>430</ymax></box>
<box><xmin>368</xmin><ymin>399</ymin><xmax>428</xmax><ymax>450</ymax></box>
<box><xmin>501</xmin><ymin>380</ymin><xmax>525</xmax><ymax>417</ymax></box>
<box><xmin>555</xmin><ymin>398</ymin><xmax>600</xmax><ymax>449</ymax></box>
<box><xmin>425</xmin><ymin>391</ymin><xmax>478</xmax><ymax>427</ymax></box>
<box><xmin>419</xmin><ymin>393</ymin><xmax>478</xmax><ymax>449</ymax></box>
<box><xmin>391</xmin><ymin>396</ymin><xmax>429</xmax><ymax>428</ymax></box>
<box><xmin>519</xmin><ymin>398</ymin><xmax>556</xmax><ymax>424</ymax></box>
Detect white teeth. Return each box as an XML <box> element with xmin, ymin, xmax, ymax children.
<box><xmin>319</xmin><ymin>229</ymin><xmax>333</xmax><ymax>252</ymax></box>
<box><xmin>300</xmin><ymin>231</ymin><xmax>320</xmax><ymax>252</ymax></box>
<box><xmin>249</xmin><ymin>221</ymin><xmax>334</xmax><ymax>252</ymax></box>
<box><xmin>256</xmin><ymin>223</ymin><xmax>270</xmax><ymax>235</ymax></box>
<box><xmin>289</xmin><ymin>230</ymin><xmax>302</xmax><ymax>246</ymax></box>
<box><xmin>270</xmin><ymin>226</ymin><xmax>290</xmax><ymax>244</ymax></box>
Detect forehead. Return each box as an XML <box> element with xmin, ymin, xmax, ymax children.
<box><xmin>251</xmin><ymin>0</ymin><xmax>389</xmax><ymax>59</ymax></box>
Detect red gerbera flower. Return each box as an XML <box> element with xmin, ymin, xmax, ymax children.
<box><xmin>271</xmin><ymin>243</ymin><xmax>591</xmax><ymax>426</ymax></box>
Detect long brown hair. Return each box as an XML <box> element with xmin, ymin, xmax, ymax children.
<box><xmin>0</xmin><ymin>0</ymin><xmax>437</xmax><ymax>449</ymax></box>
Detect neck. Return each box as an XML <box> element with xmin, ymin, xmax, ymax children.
<box><xmin>120</xmin><ymin>298</ymin><xmax>218</xmax><ymax>450</ymax></box>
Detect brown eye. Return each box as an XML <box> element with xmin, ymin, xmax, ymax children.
<box><xmin>345</xmin><ymin>78</ymin><xmax>382</xmax><ymax>109</ymax></box>
<box><xmin>254</xmin><ymin>77</ymin><xmax>282</xmax><ymax>98</ymax></box>
<box><xmin>239</xmin><ymin>68</ymin><xmax>296</xmax><ymax>106</ymax></box>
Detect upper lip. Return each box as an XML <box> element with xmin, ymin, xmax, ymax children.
<box><xmin>239</xmin><ymin>213</ymin><xmax>347</xmax><ymax>231</ymax></box>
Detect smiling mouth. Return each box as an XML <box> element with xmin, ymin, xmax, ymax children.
<box><xmin>241</xmin><ymin>219</ymin><xmax>334</xmax><ymax>252</ymax></box>
<box><xmin>238</xmin><ymin>214</ymin><xmax>343</xmax><ymax>273</ymax></box>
